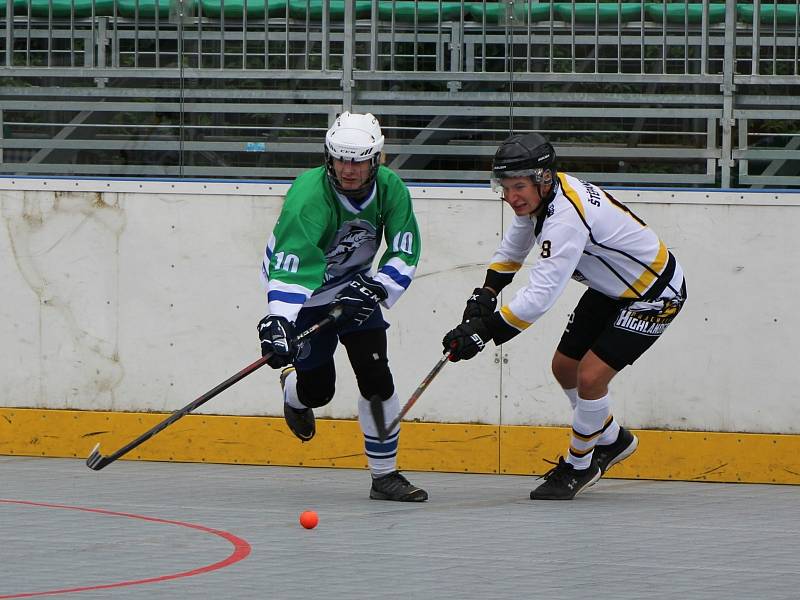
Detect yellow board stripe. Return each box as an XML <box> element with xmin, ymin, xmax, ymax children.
<box><xmin>557</xmin><ymin>173</ymin><xmax>586</xmax><ymax>222</ymax></box>
<box><xmin>500</xmin><ymin>305</ymin><xmax>532</xmax><ymax>331</ymax></box>
<box><xmin>621</xmin><ymin>241</ymin><xmax>669</xmax><ymax>299</ymax></box>
<box><xmin>488</xmin><ymin>261</ymin><xmax>522</xmax><ymax>273</ymax></box>
<box><xmin>2</xmin><ymin>408</ymin><xmax>800</xmax><ymax>485</ymax></box>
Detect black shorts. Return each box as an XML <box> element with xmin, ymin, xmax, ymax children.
<box><xmin>556</xmin><ymin>287</ymin><xmax>686</xmax><ymax>372</ymax></box>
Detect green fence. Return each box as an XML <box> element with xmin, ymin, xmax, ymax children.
<box><xmin>1</xmin><ymin>0</ymin><xmax>798</xmax><ymax>24</ymax></box>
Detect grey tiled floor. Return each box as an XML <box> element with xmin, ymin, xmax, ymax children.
<box><xmin>2</xmin><ymin>456</ymin><xmax>799</xmax><ymax>599</ymax></box>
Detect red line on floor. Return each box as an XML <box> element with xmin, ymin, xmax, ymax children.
<box><xmin>0</xmin><ymin>499</ymin><xmax>252</xmax><ymax>599</ymax></box>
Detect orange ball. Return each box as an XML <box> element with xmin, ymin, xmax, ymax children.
<box><xmin>299</xmin><ymin>510</ymin><xmax>319</xmax><ymax>529</ymax></box>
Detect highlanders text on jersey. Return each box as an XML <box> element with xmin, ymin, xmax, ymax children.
<box><xmin>260</xmin><ymin>165</ymin><xmax>421</xmax><ymax>322</ymax></box>
<box><xmin>491</xmin><ymin>172</ymin><xmax>685</xmax><ymax>332</ymax></box>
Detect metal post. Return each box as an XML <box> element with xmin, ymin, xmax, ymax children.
<box><xmin>5</xmin><ymin>0</ymin><xmax>12</xmax><ymax>67</ymax></box>
<box><xmin>720</xmin><ymin>0</ymin><xmax>737</xmax><ymax>188</ymax></box>
<box><xmin>369</xmin><ymin>0</ymin><xmax>377</xmax><ymax>71</ymax></box>
<box><xmin>342</xmin><ymin>0</ymin><xmax>354</xmax><ymax>111</ymax></box>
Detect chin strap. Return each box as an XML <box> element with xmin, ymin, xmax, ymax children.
<box><xmin>533</xmin><ymin>171</ymin><xmax>558</xmax><ymax>216</ymax></box>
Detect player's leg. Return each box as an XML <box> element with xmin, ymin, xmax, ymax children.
<box><xmin>552</xmin><ymin>290</ymin><xmax>613</xmax><ymax>408</ymax></box>
<box><xmin>590</xmin><ymin>293</ymin><xmax>686</xmax><ymax>473</ymax></box>
<box><xmin>557</xmin><ymin>290</ymin><xmax>623</xmax><ymax>470</ymax></box>
<box><xmin>341</xmin><ymin>311</ymin><xmax>427</xmax><ymax>502</ymax></box>
<box><xmin>531</xmin><ymin>290</ymin><xmax>618</xmax><ymax>500</ymax></box>
<box><xmin>281</xmin><ymin>306</ymin><xmax>339</xmax><ymax>441</ymax></box>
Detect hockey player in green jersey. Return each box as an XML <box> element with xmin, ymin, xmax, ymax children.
<box><xmin>258</xmin><ymin>112</ymin><xmax>427</xmax><ymax>501</ymax></box>
<box><xmin>442</xmin><ymin>132</ymin><xmax>687</xmax><ymax>501</ymax></box>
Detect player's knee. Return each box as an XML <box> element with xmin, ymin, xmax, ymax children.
<box><xmin>297</xmin><ymin>363</ymin><xmax>336</xmax><ymax>408</ymax></box>
<box><xmin>575</xmin><ymin>361</ymin><xmax>615</xmax><ymax>398</ymax></box>
<box><xmin>352</xmin><ymin>357</ymin><xmax>394</xmax><ymax>400</ymax></box>
<box><xmin>551</xmin><ymin>352</ymin><xmax>578</xmax><ymax>387</ymax></box>
<box><xmin>342</xmin><ymin>329</ymin><xmax>395</xmax><ymax>399</ymax></box>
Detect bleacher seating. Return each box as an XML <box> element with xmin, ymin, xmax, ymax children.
<box><xmin>1</xmin><ymin>1</ymin><xmax>798</xmax><ymax>186</ymax></box>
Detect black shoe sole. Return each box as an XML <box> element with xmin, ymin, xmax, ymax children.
<box><xmin>369</xmin><ymin>489</ymin><xmax>429</xmax><ymax>502</ymax></box>
<box><xmin>530</xmin><ymin>468</ymin><xmax>601</xmax><ymax>501</ymax></box>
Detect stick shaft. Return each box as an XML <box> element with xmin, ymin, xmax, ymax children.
<box><xmin>91</xmin><ymin>311</ymin><xmax>339</xmax><ymax>467</ymax></box>
<box><xmin>385</xmin><ymin>353</ymin><xmax>450</xmax><ymax>433</ymax></box>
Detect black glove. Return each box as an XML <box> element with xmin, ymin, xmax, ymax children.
<box><xmin>442</xmin><ymin>318</ymin><xmax>493</xmax><ymax>362</ymax></box>
<box><xmin>257</xmin><ymin>315</ymin><xmax>299</xmax><ymax>369</ymax></box>
<box><xmin>333</xmin><ymin>274</ymin><xmax>388</xmax><ymax>326</ymax></box>
<box><xmin>462</xmin><ymin>287</ymin><xmax>497</xmax><ymax>323</ymax></box>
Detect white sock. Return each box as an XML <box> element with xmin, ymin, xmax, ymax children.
<box><xmin>596</xmin><ymin>391</ymin><xmax>620</xmax><ymax>446</ymax></box>
<box><xmin>567</xmin><ymin>394</ymin><xmax>612</xmax><ymax>470</ymax></box>
<box><xmin>282</xmin><ymin>369</ymin><xmax>306</xmax><ymax>410</ymax></box>
<box><xmin>358</xmin><ymin>393</ymin><xmax>400</xmax><ymax>477</ymax></box>
<box><xmin>563</xmin><ymin>387</ymin><xmax>579</xmax><ymax>410</ymax></box>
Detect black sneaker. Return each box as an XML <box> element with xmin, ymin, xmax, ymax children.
<box><xmin>370</xmin><ymin>471</ymin><xmax>428</xmax><ymax>502</ymax></box>
<box><xmin>530</xmin><ymin>457</ymin><xmax>601</xmax><ymax>501</ymax></box>
<box><xmin>594</xmin><ymin>427</ymin><xmax>638</xmax><ymax>475</ymax></box>
<box><xmin>280</xmin><ymin>367</ymin><xmax>315</xmax><ymax>442</ymax></box>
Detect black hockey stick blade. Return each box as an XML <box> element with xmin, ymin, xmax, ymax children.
<box><xmin>369</xmin><ymin>394</ymin><xmax>388</xmax><ymax>443</ymax></box>
<box><xmin>86</xmin><ymin>443</ymin><xmax>112</xmax><ymax>471</ymax></box>
<box><xmin>85</xmin><ymin>310</ymin><xmax>341</xmax><ymax>471</ymax></box>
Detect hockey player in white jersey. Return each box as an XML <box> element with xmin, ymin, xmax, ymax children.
<box><xmin>442</xmin><ymin>132</ymin><xmax>686</xmax><ymax>501</ymax></box>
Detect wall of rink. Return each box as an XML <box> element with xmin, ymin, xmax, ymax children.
<box><xmin>0</xmin><ymin>179</ymin><xmax>797</xmax><ymax>433</ymax></box>
<box><xmin>2</xmin><ymin>178</ymin><xmax>800</xmax><ymax>485</ymax></box>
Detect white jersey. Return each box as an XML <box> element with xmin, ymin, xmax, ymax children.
<box><xmin>491</xmin><ymin>172</ymin><xmax>685</xmax><ymax>332</ymax></box>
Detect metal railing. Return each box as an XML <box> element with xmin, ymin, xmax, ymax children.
<box><xmin>1</xmin><ymin>0</ymin><xmax>798</xmax><ymax>187</ymax></box>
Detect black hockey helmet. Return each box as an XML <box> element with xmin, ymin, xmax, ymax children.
<box><xmin>491</xmin><ymin>132</ymin><xmax>556</xmax><ymax>188</ymax></box>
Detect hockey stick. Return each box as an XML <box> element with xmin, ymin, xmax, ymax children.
<box><xmin>371</xmin><ymin>352</ymin><xmax>451</xmax><ymax>443</ymax></box>
<box><xmin>86</xmin><ymin>307</ymin><xmax>342</xmax><ymax>471</ymax></box>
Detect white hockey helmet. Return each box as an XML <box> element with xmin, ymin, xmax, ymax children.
<box><xmin>324</xmin><ymin>112</ymin><xmax>384</xmax><ymax>195</ymax></box>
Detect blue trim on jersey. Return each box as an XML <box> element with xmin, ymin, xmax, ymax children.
<box><xmin>265</xmin><ymin>246</ymin><xmax>273</xmax><ymax>260</ymax></box>
<box><xmin>267</xmin><ymin>290</ymin><xmax>307</xmax><ymax>304</ymax></box>
<box><xmin>379</xmin><ymin>265</ymin><xmax>412</xmax><ymax>289</ymax></box>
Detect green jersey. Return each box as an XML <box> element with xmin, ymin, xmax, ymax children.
<box><xmin>260</xmin><ymin>165</ymin><xmax>421</xmax><ymax>321</ymax></box>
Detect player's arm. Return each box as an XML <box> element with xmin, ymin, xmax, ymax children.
<box><xmin>260</xmin><ymin>196</ymin><xmax>331</xmax><ymax>323</ymax></box>
<box><xmin>461</xmin><ymin>215</ymin><xmax>537</xmax><ymax>323</ymax></box>
<box><xmin>497</xmin><ymin>221</ymin><xmax>586</xmax><ymax>338</ymax></box>
<box><xmin>373</xmin><ymin>178</ymin><xmax>421</xmax><ymax>308</ymax></box>
<box><xmin>444</xmin><ymin>221</ymin><xmax>586</xmax><ymax>361</ymax></box>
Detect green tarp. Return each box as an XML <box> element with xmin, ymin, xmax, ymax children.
<box><xmin>116</xmin><ymin>0</ymin><xmax>172</xmax><ymax>17</ymax></box>
<box><xmin>737</xmin><ymin>4</ymin><xmax>800</xmax><ymax>26</ymax></box>
<box><xmin>198</xmin><ymin>0</ymin><xmax>286</xmax><ymax>18</ymax></box>
<box><xmin>644</xmin><ymin>3</ymin><xmax>726</xmax><ymax>24</ymax></box>
<box><xmin>554</xmin><ymin>3</ymin><xmax>645</xmax><ymax>24</ymax></box>
<box><xmin>287</xmin><ymin>0</ymin><xmax>371</xmax><ymax>20</ymax></box>
<box><xmin>1</xmin><ymin>0</ymin><xmax>796</xmax><ymax>27</ymax></box>
<box><xmin>0</xmin><ymin>0</ymin><xmax>114</xmax><ymax>17</ymax></box>
<box><xmin>378</xmin><ymin>1</ymin><xmax>465</xmax><ymax>23</ymax></box>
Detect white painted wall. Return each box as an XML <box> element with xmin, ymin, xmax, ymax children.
<box><xmin>1</xmin><ymin>179</ymin><xmax>797</xmax><ymax>433</ymax></box>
